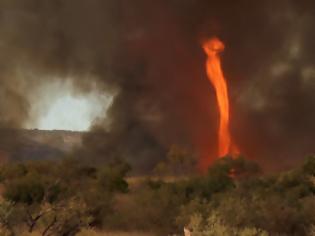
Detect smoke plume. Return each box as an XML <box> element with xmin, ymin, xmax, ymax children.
<box><xmin>0</xmin><ymin>0</ymin><xmax>315</xmax><ymax>171</ymax></box>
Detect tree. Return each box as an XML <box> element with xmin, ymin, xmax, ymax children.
<box><xmin>302</xmin><ymin>155</ymin><xmax>315</xmax><ymax>176</ymax></box>
<box><xmin>3</xmin><ymin>171</ymin><xmax>62</xmax><ymax>233</ymax></box>
<box><xmin>0</xmin><ymin>201</ymin><xmax>22</xmax><ymax>236</ymax></box>
<box><xmin>97</xmin><ymin>159</ymin><xmax>130</xmax><ymax>193</ymax></box>
<box><xmin>154</xmin><ymin>145</ymin><xmax>197</xmax><ymax>177</ymax></box>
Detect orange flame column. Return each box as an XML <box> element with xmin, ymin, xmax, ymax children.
<box><xmin>203</xmin><ymin>37</ymin><xmax>236</xmax><ymax>158</ymax></box>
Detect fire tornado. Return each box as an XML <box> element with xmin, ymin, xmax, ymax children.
<box><xmin>203</xmin><ymin>37</ymin><xmax>237</xmax><ymax>158</ymax></box>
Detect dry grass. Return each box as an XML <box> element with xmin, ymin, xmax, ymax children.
<box><xmin>21</xmin><ymin>230</ymin><xmax>155</xmax><ymax>236</ymax></box>
<box><xmin>78</xmin><ymin>229</ymin><xmax>156</xmax><ymax>236</ymax></box>
<box><xmin>127</xmin><ymin>176</ymin><xmax>182</xmax><ymax>184</ymax></box>
<box><xmin>20</xmin><ymin>232</ymin><xmax>41</xmax><ymax>236</ymax></box>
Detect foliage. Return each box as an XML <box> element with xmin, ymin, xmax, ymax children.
<box><xmin>303</xmin><ymin>155</ymin><xmax>315</xmax><ymax>176</ymax></box>
<box><xmin>0</xmin><ymin>154</ymin><xmax>315</xmax><ymax>235</ymax></box>
<box><xmin>0</xmin><ymin>201</ymin><xmax>23</xmax><ymax>236</ymax></box>
<box><xmin>97</xmin><ymin>159</ymin><xmax>130</xmax><ymax>193</ymax></box>
<box><xmin>175</xmin><ymin>156</ymin><xmax>315</xmax><ymax>236</ymax></box>
<box><xmin>187</xmin><ymin>212</ymin><xmax>269</xmax><ymax>236</ymax></box>
<box><xmin>154</xmin><ymin>145</ymin><xmax>197</xmax><ymax>176</ymax></box>
<box><xmin>0</xmin><ymin>158</ymin><xmax>130</xmax><ymax>235</ymax></box>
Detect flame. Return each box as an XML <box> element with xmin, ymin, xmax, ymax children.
<box><xmin>203</xmin><ymin>37</ymin><xmax>238</xmax><ymax>158</ymax></box>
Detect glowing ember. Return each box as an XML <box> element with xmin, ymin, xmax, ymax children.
<box><xmin>203</xmin><ymin>37</ymin><xmax>238</xmax><ymax>158</ymax></box>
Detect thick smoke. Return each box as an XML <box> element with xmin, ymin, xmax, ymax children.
<box><xmin>0</xmin><ymin>0</ymin><xmax>315</xmax><ymax>171</ymax></box>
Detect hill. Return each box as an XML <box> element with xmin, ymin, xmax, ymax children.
<box><xmin>0</xmin><ymin>129</ymin><xmax>83</xmax><ymax>162</ymax></box>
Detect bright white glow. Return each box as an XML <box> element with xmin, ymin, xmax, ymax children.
<box><xmin>26</xmin><ymin>79</ymin><xmax>113</xmax><ymax>131</ymax></box>
<box><xmin>37</xmin><ymin>94</ymin><xmax>110</xmax><ymax>131</ymax></box>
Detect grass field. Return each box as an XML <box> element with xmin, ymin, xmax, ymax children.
<box><xmin>22</xmin><ymin>230</ymin><xmax>156</xmax><ymax>236</ymax></box>
<box><xmin>78</xmin><ymin>230</ymin><xmax>156</xmax><ymax>236</ymax></box>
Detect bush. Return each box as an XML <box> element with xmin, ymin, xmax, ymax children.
<box><xmin>4</xmin><ymin>173</ymin><xmax>45</xmax><ymax>205</ymax></box>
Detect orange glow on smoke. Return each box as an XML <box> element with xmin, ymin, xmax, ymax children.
<box><xmin>203</xmin><ymin>37</ymin><xmax>238</xmax><ymax>158</ymax></box>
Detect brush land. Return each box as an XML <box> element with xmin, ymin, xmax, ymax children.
<box><xmin>0</xmin><ymin>149</ymin><xmax>314</xmax><ymax>236</ymax></box>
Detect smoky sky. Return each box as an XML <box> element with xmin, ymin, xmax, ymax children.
<box><xmin>0</xmin><ymin>0</ymin><xmax>315</xmax><ymax>171</ymax></box>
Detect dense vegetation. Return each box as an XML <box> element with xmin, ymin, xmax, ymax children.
<box><xmin>0</xmin><ymin>150</ymin><xmax>315</xmax><ymax>236</ymax></box>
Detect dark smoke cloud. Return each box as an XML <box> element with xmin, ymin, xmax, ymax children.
<box><xmin>0</xmin><ymin>0</ymin><xmax>315</xmax><ymax>171</ymax></box>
